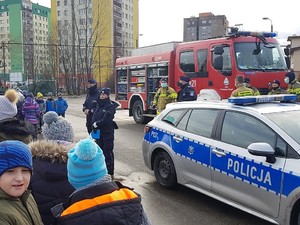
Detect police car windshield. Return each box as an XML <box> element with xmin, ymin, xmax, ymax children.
<box><xmin>234</xmin><ymin>42</ymin><xmax>287</xmax><ymax>71</ymax></box>
<box><xmin>266</xmin><ymin>110</ymin><xmax>300</xmax><ymax>145</ymax></box>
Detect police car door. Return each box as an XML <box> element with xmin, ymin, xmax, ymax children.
<box><xmin>210</xmin><ymin>111</ymin><xmax>285</xmax><ymax>218</ymax></box>
<box><xmin>170</xmin><ymin>108</ymin><xmax>220</xmax><ymax>190</ymax></box>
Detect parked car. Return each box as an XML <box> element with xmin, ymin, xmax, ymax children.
<box><xmin>142</xmin><ymin>94</ymin><xmax>300</xmax><ymax>225</ymax></box>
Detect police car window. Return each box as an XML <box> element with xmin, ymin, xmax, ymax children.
<box><xmin>162</xmin><ymin>109</ymin><xmax>188</xmax><ymax>126</ymax></box>
<box><xmin>275</xmin><ymin>136</ymin><xmax>287</xmax><ymax>157</ymax></box>
<box><xmin>221</xmin><ymin>112</ymin><xmax>276</xmax><ymax>149</ymax></box>
<box><xmin>186</xmin><ymin>109</ymin><xmax>219</xmax><ymax>138</ymax></box>
<box><xmin>177</xmin><ymin>110</ymin><xmax>191</xmax><ymax>130</ymax></box>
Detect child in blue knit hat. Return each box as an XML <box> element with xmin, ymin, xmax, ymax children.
<box><xmin>51</xmin><ymin>138</ymin><xmax>151</xmax><ymax>225</ymax></box>
<box><xmin>0</xmin><ymin>140</ymin><xmax>43</xmax><ymax>225</ymax></box>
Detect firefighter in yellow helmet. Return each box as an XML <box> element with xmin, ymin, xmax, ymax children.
<box><xmin>152</xmin><ymin>77</ymin><xmax>177</xmax><ymax>114</ymax></box>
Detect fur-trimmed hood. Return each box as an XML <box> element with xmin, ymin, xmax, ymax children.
<box><xmin>29</xmin><ymin>140</ymin><xmax>75</xmax><ymax>163</ymax></box>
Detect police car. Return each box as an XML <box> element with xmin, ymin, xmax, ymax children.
<box><xmin>142</xmin><ymin>94</ymin><xmax>300</xmax><ymax>225</ymax></box>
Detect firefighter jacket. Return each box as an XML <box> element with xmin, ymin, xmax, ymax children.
<box><xmin>286</xmin><ymin>80</ymin><xmax>300</xmax><ymax>101</ymax></box>
<box><xmin>268</xmin><ymin>88</ymin><xmax>285</xmax><ymax>95</ymax></box>
<box><xmin>248</xmin><ymin>85</ymin><xmax>260</xmax><ymax>96</ymax></box>
<box><xmin>231</xmin><ymin>85</ymin><xmax>255</xmax><ymax>97</ymax></box>
<box><xmin>51</xmin><ymin>178</ymin><xmax>151</xmax><ymax>225</ymax></box>
<box><xmin>153</xmin><ymin>86</ymin><xmax>177</xmax><ymax>114</ymax></box>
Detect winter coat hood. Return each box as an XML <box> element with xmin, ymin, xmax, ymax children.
<box><xmin>29</xmin><ymin>140</ymin><xmax>75</xmax><ymax>181</ymax></box>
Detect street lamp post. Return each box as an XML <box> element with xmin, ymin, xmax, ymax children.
<box><xmin>135</xmin><ymin>34</ymin><xmax>143</xmax><ymax>48</ymax></box>
<box><xmin>234</xmin><ymin>23</ymin><xmax>243</xmax><ymax>30</ymax></box>
<box><xmin>0</xmin><ymin>42</ymin><xmax>6</xmax><ymax>90</ymax></box>
<box><xmin>262</xmin><ymin>17</ymin><xmax>273</xmax><ymax>32</ymax></box>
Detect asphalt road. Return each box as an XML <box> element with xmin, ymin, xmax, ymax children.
<box><xmin>65</xmin><ymin>95</ymin><xmax>273</xmax><ymax>225</ymax></box>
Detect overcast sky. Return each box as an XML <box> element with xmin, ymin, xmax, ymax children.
<box><xmin>35</xmin><ymin>0</ymin><xmax>299</xmax><ymax>46</ymax></box>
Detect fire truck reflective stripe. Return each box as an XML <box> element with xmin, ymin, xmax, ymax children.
<box><xmin>144</xmin><ymin>126</ymin><xmax>300</xmax><ymax>197</ymax></box>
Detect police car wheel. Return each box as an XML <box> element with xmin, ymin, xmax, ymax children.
<box><xmin>291</xmin><ymin>202</ymin><xmax>300</xmax><ymax>225</ymax></box>
<box><xmin>153</xmin><ymin>151</ymin><xmax>177</xmax><ymax>189</ymax></box>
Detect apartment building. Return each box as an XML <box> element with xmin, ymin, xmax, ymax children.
<box><xmin>183</xmin><ymin>12</ymin><xmax>228</xmax><ymax>41</ymax></box>
<box><xmin>51</xmin><ymin>0</ymin><xmax>138</xmax><ymax>88</ymax></box>
<box><xmin>0</xmin><ymin>0</ymin><xmax>50</xmax><ymax>87</ymax></box>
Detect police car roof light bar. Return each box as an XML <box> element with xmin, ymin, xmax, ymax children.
<box><xmin>228</xmin><ymin>94</ymin><xmax>298</xmax><ymax>105</ymax></box>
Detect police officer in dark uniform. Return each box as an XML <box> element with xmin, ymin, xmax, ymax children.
<box><xmin>177</xmin><ymin>75</ymin><xmax>197</xmax><ymax>102</ymax></box>
<box><xmin>92</xmin><ymin>87</ymin><xmax>119</xmax><ymax>177</ymax></box>
<box><xmin>82</xmin><ymin>79</ymin><xmax>100</xmax><ymax>133</ymax></box>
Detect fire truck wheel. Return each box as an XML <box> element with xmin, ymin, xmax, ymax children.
<box><xmin>132</xmin><ymin>100</ymin><xmax>147</xmax><ymax>124</ymax></box>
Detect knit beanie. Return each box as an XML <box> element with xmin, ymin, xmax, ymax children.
<box><xmin>36</xmin><ymin>92</ymin><xmax>43</xmax><ymax>98</ymax></box>
<box><xmin>67</xmin><ymin>138</ymin><xmax>107</xmax><ymax>189</ymax></box>
<box><xmin>0</xmin><ymin>89</ymin><xmax>18</xmax><ymax>121</ymax></box>
<box><xmin>42</xmin><ymin>111</ymin><xmax>74</xmax><ymax>142</ymax></box>
<box><xmin>0</xmin><ymin>140</ymin><xmax>33</xmax><ymax>176</ymax></box>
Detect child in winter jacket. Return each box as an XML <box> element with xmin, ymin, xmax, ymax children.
<box><xmin>51</xmin><ymin>138</ymin><xmax>151</xmax><ymax>225</ymax></box>
<box><xmin>55</xmin><ymin>93</ymin><xmax>68</xmax><ymax>117</ymax></box>
<box><xmin>29</xmin><ymin>111</ymin><xmax>75</xmax><ymax>225</ymax></box>
<box><xmin>45</xmin><ymin>92</ymin><xmax>56</xmax><ymax>113</ymax></box>
<box><xmin>0</xmin><ymin>89</ymin><xmax>32</xmax><ymax>143</ymax></box>
<box><xmin>0</xmin><ymin>140</ymin><xmax>43</xmax><ymax>225</ymax></box>
<box><xmin>35</xmin><ymin>92</ymin><xmax>46</xmax><ymax>132</ymax></box>
<box><xmin>22</xmin><ymin>92</ymin><xmax>40</xmax><ymax>140</ymax></box>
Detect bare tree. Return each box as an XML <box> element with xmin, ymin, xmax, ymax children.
<box><xmin>54</xmin><ymin>0</ymin><xmax>113</xmax><ymax>95</ymax></box>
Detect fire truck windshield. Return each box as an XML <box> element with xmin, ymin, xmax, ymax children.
<box><xmin>234</xmin><ymin>42</ymin><xmax>287</xmax><ymax>71</ymax></box>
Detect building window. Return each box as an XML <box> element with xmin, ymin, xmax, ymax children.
<box><xmin>79</xmin><ymin>19</ymin><xmax>85</xmax><ymax>25</ymax></box>
<box><xmin>79</xmin><ymin>9</ymin><xmax>86</xmax><ymax>15</ymax></box>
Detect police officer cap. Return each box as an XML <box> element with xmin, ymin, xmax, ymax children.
<box><xmin>100</xmin><ymin>87</ymin><xmax>111</xmax><ymax>95</ymax></box>
<box><xmin>88</xmin><ymin>79</ymin><xmax>97</xmax><ymax>84</ymax></box>
<box><xmin>180</xmin><ymin>76</ymin><xmax>190</xmax><ymax>82</ymax></box>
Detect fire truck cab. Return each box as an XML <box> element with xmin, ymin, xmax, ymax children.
<box><xmin>115</xmin><ymin>28</ymin><xmax>288</xmax><ymax>124</ymax></box>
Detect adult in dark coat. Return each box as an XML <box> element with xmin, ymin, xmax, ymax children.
<box><xmin>92</xmin><ymin>87</ymin><xmax>118</xmax><ymax>176</ymax></box>
<box><xmin>83</xmin><ymin>79</ymin><xmax>100</xmax><ymax>133</ymax></box>
<box><xmin>177</xmin><ymin>75</ymin><xmax>197</xmax><ymax>102</ymax></box>
<box><xmin>29</xmin><ymin>112</ymin><xmax>75</xmax><ymax>225</ymax></box>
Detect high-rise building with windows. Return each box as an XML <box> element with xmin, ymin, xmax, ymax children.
<box><xmin>183</xmin><ymin>12</ymin><xmax>228</xmax><ymax>42</ymax></box>
<box><xmin>51</xmin><ymin>0</ymin><xmax>138</xmax><ymax>89</ymax></box>
<box><xmin>0</xmin><ymin>0</ymin><xmax>51</xmax><ymax>87</ymax></box>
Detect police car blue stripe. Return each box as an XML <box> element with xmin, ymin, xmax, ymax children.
<box><xmin>145</xmin><ymin>126</ymin><xmax>300</xmax><ymax>197</ymax></box>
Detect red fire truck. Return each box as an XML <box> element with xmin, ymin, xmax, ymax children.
<box><xmin>115</xmin><ymin>28</ymin><xmax>289</xmax><ymax>124</ymax></box>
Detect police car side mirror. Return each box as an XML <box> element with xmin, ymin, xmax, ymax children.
<box><xmin>247</xmin><ymin>142</ymin><xmax>276</xmax><ymax>164</ymax></box>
